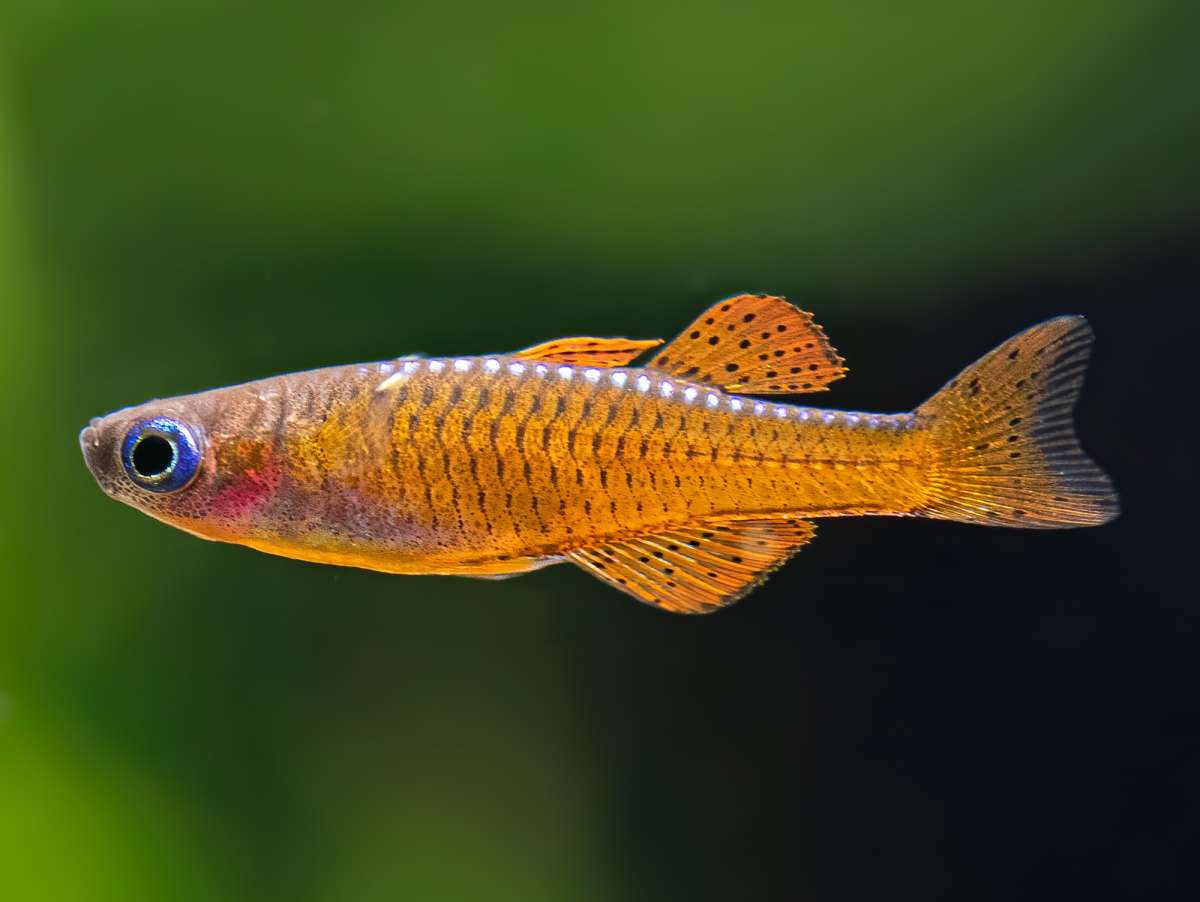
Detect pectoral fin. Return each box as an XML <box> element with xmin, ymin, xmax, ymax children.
<box><xmin>565</xmin><ymin>516</ymin><xmax>817</xmax><ymax>614</ymax></box>
<box><xmin>651</xmin><ymin>294</ymin><xmax>846</xmax><ymax>393</ymax></box>
<box><xmin>515</xmin><ymin>336</ymin><xmax>663</xmax><ymax>366</ymax></box>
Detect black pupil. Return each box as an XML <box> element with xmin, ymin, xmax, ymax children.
<box><xmin>132</xmin><ymin>434</ymin><xmax>175</xmax><ymax>477</ymax></box>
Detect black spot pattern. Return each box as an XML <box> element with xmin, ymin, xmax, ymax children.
<box><xmin>651</xmin><ymin>294</ymin><xmax>847</xmax><ymax>394</ymax></box>
<box><xmin>564</xmin><ymin>517</ymin><xmax>818</xmax><ymax>614</ymax></box>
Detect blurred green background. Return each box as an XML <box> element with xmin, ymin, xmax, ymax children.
<box><xmin>2</xmin><ymin>3</ymin><xmax>1198</xmax><ymax>900</ymax></box>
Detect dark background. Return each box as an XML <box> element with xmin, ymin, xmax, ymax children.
<box><xmin>1</xmin><ymin>3</ymin><xmax>1196</xmax><ymax>900</ymax></box>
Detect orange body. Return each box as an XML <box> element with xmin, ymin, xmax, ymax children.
<box><xmin>227</xmin><ymin>360</ymin><xmax>926</xmax><ymax>574</ymax></box>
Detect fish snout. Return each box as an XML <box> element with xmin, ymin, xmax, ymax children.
<box><xmin>79</xmin><ymin>420</ymin><xmax>104</xmax><ymax>475</ymax></box>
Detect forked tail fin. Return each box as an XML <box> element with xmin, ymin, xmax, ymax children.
<box><xmin>916</xmin><ymin>316</ymin><xmax>1119</xmax><ymax>528</ymax></box>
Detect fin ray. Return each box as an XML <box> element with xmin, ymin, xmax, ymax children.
<box><xmin>514</xmin><ymin>336</ymin><xmax>663</xmax><ymax>366</ymax></box>
<box><xmin>917</xmin><ymin>316</ymin><xmax>1119</xmax><ymax>527</ymax></box>
<box><xmin>652</xmin><ymin>294</ymin><xmax>846</xmax><ymax>393</ymax></box>
<box><xmin>566</xmin><ymin>516</ymin><xmax>817</xmax><ymax>614</ymax></box>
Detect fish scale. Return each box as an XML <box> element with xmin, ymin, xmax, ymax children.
<box><xmin>366</xmin><ymin>361</ymin><xmax>922</xmax><ymax>560</ymax></box>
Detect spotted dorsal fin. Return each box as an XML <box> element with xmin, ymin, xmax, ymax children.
<box><xmin>651</xmin><ymin>294</ymin><xmax>846</xmax><ymax>393</ymax></box>
<box><xmin>514</xmin><ymin>336</ymin><xmax>663</xmax><ymax>367</ymax></box>
<box><xmin>565</xmin><ymin>516</ymin><xmax>817</xmax><ymax>614</ymax></box>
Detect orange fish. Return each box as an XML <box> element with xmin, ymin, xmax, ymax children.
<box><xmin>80</xmin><ymin>295</ymin><xmax>1118</xmax><ymax>613</ymax></box>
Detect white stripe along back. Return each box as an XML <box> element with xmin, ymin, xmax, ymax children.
<box><xmin>375</xmin><ymin>357</ymin><xmax>914</xmax><ymax>429</ymax></box>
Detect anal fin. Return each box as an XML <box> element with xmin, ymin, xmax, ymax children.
<box><xmin>652</xmin><ymin>294</ymin><xmax>846</xmax><ymax>393</ymax></box>
<box><xmin>566</xmin><ymin>516</ymin><xmax>816</xmax><ymax>614</ymax></box>
<box><xmin>515</xmin><ymin>336</ymin><xmax>663</xmax><ymax>366</ymax></box>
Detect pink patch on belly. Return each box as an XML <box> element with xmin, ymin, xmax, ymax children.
<box><xmin>210</xmin><ymin>463</ymin><xmax>282</xmax><ymax>521</ymax></box>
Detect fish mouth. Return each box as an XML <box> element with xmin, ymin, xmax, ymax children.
<box><xmin>79</xmin><ymin>419</ymin><xmax>102</xmax><ymax>474</ymax></box>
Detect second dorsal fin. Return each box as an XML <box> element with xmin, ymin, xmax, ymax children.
<box><xmin>652</xmin><ymin>294</ymin><xmax>847</xmax><ymax>393</ymax></box>
<box><xmin>515</xmin><ymin>336</ymin><xmax>663</xmax><ymax>366</ymax></box>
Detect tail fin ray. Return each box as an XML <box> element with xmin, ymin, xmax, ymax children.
<box><xmin>917</xmin><ymin>316</ymin><xmax>1118</xmax><ymax>528</ymax></box>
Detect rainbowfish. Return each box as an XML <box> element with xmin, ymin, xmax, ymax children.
<box><xmin>81</xmin><ymin>295</ymin><xmax>1118</xmax><ymax>613</ymax></box>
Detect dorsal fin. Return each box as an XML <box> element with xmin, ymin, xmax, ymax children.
<box><xmin>565</xmin><ymin>516</ymin><xmax>817</xmax><ymax>614</ymax></box>
<box><xmin>515</xmin><ymin>336</ymin><xmax>663</xmax><ymax>367</ymax></box>
<box><xmin>652</xmin><ymin>294</ymin><xmax>846</xmax><ymax>393</ymax></box>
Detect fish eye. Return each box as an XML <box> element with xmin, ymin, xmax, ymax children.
<box><xmin>121</xmin><ymin>417</ymin><xmax>202</xmax><ymax>492</ymax></box>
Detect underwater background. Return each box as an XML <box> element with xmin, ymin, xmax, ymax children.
<box><xmin>1</xmin><ymin>3</ymin><xmax>1197</xmax><ymax>899</ymax></box>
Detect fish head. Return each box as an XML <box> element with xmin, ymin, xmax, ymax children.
<box><xmin>79</xmin><ymin>392</ymin><xmax>237</xmax><ymax>538</ymax></box>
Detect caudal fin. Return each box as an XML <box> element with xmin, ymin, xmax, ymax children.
<box><xmin>916</xmin><ymin>316</ymin><xmax>1119</xmax><ymax>528</ymax></box>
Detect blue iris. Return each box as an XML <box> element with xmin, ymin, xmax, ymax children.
<box><xmin>121</xmin><ymin>417</ymin><xmax>202</xmax><ymax>493</ymax></box>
